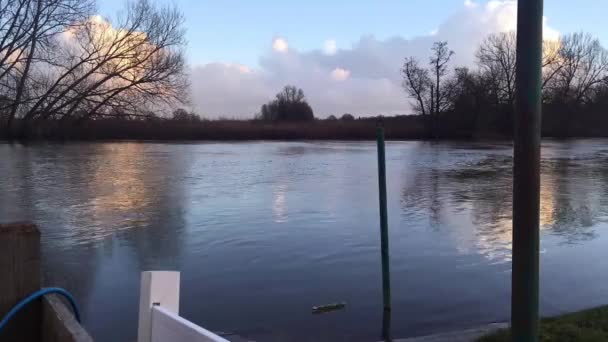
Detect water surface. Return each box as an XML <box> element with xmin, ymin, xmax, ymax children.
<box><xmin>2</xmin><ymin>140</ymin><xmax>608</xmax><ymax>341</ymax></box>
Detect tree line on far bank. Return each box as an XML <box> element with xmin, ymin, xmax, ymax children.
<box><xmin>5</xmin><ymin>15</ymin><xmax>608</xmax><ymax>140</ymax></box>
<box><xmin>402</xmin><ymin>32</ymin><xmax>608</xmax><ymax>138</ymax></box>
<box><xmin>255</xmin><ymin>30</ymin><xmax>608</xmax><ymax>138</ymax></box>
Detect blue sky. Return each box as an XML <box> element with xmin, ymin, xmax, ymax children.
<box><xmin>98</xmin><ymin>0</ymin><xmax>608</xmax><ymax>68</ymax></box>
<box><xmin>96</xmin><ymin>0</ymin><xmax>608</xmax><ymax>117</ymax></box>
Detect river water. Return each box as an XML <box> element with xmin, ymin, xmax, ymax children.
<box><xmin>2</xmin><ymin>140</ymin><xmax>608</xmax><ymax>341</ymax></box>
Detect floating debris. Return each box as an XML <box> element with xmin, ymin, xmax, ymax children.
<box><xmin>312</xmin><ymin>302</ymin><xmax>346</xmax><ymax>314</ymax></box>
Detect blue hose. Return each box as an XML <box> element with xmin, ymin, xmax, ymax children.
<box><xmin>0</xmin><ymin>287</ymin><xmax>81</xmax><ymax>332</ymax></box>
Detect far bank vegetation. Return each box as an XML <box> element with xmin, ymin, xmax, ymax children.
<box><xmin>402</xmin><ymin>32</ymin><xmax>608</xmax><ymax>138</ymax></box>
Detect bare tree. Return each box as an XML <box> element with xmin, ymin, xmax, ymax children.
<box><xmin>546</xmin><ymin>32</ymin><xmax>608</xmax><ymax>105</ymax></box>
<box><xmin>276</xmin><ymin>85</ymin><xmax>305</xmax><ymax>104</ymax></box>
<box><xmin>401</xmin><ymin>57</ymin><xmax>431</xmax><ymax>115</ymax></box>
<box><xmin>0</xmin><ymin>0</ymin><xmax>92</xmax><ymax>130</ymax></box>
<box><xmin>476</xmin><ymin>32</ymin><xmax>516</xmax><ymax>106</ymax></box>
<box><xmin>476</xmin><ymin>31</ymin><xmax>567</xmax><ymax>106</ymax></box>
<box><xmin>20</xmin><ymin>0</ymin><xmax>187</xmax><ymax>126</ymax></box>
<box><xmin>401</xmin><ymin>42</ymin><xmax>454</xmax><ymax>117</ymax></box>
<box><xmin>542</xmin><ymin>39</ymin><xmax>563</xmax><ymax>90</ymax></box>
<box><xmin>429</xmin><ymin>41</ymin><xmax>454</xmax><ymax>115</ymax></box>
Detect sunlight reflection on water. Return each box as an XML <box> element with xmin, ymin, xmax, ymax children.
<box><xmin>2</xmin><ymin>140</ymin><xmax>608</xmax><ymax>341</ymax></box>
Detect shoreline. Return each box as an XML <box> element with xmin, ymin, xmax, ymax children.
<box><xmin>5</xmin><ymin>117</ymin><xmax>608</xmax><ymax>142</ymax></box>
<box><xmin>3</xmin><ymin>136</ymin><xmax>608</xmax><ymax>144</ymax></box>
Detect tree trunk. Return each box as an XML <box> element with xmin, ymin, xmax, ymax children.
<box><xmin>8</xmin><ymin>0</ymin><xmax>42</xmax><ymax>138</ymax></box>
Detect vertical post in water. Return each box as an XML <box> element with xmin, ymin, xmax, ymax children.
<box><xmin>512</xmin><ymin>0</ymin><xmax>543</xmax><ymax>341</ymax></box>
<box><xmin>376</xmin><ymin>124</ymin><xmax>391</xmax><ymax>313</ymax></box>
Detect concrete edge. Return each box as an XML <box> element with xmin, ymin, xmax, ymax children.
<box><xmin>42</xmin><ymin>294</ymin><xmax>94</xmax><ymax>342</ymax></box>
<box><xmin>393</xmin><ymin>322</ymin><xmax>509</xmax><ymax>342</ymax></box>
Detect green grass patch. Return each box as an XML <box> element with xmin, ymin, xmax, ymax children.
<box><xmin>477</xmin><ymin>306</ymin><xmax>608</xmax><ymax>342</ymax></box>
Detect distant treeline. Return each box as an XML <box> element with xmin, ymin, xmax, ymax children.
<box><xmin>6</xmin><ymin>111</ymin><xmax>608</xmax><ymax>142</ymax></box>
<box><xmin>5</xmin><ymin>25</ymin><xmax>608</xmax><ymax>140</ymax></box>
<box><xmin>248</xmin><ymin>30</ymin><xmax>608</xmax><ymax>139</ymax></box>
<box><xmin>0</xmin><ymin>116</ymin><xmax>428</xmax><ymax>141</ymax></box>
<box><xmin>402</xmin><ymin>32</ymin><xmax>608</xmax><ymax>138</ymax></box>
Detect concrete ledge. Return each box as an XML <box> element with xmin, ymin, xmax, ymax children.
<box><xmin>394</xmin><ymin>323</ymin><xmax>508</xmax><ymax>342</ymax></box>
<box><xmin>42</xmin><ymin>294</ymin><xmax>93</xmax><ymax>342</ymax></box>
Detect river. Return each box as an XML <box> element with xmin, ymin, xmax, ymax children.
<box><xmin>2</xmin><ymin>140</ymin><xmax>608</xmax><ymax>341</ymax></box>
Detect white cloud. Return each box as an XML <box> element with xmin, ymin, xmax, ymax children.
<box><xmin>272</xmin><ymin>37</ymin><xmax>289</xmax><ymax>53</ymax></box>
<box><xmin>189</xmin><ymin>63</ymin><xmax>273</xmax><ymax>117</ymax></box>
<box><xmin>464</xmin><ymin>0</ymin><xmax>478</xmax><ymax>8</ymax></box>
<box><xmin>190</xmin><ymin>1</ymin><xmax>560</xmax><ymax>118</ymax></box>
<box><xmin>323</xmin><ymin>39</ymin><xmax>337</xmax><ymax>55</ymax></box>
<box><xmin>543</xmin><ymin>17</ymin><xmax>560</xmax><ymax>41</ymax></box>
<box><xmin>330</xmin><ymin>68</ymin><xmax>350</xmax><ymax>81</ymax></box>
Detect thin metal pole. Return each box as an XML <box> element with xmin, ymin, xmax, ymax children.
<box><xmin>511</xmin><ymin>0</ymin><xmax>543</xmax><ymax>341</ymax></box>
<box><xmin>376</xmin><ymin>125</ymin><xmax>391</xmax><ymax>313</ymax></box>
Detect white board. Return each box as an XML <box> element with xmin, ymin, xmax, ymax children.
<box><xmin>151</xmin><ymin>306</ymin><xmax>230</xmax><ymax>342</ymax></box>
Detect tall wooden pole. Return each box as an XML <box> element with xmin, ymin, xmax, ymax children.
<box><xmin>511</xmin><ymin>0</ymin><xmax>544</xmax><ymax>341</ymax></box>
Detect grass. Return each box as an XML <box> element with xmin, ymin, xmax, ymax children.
<box><xmin>477</xmin><ymin>306</ymin><xmax>608</xmax><ymax>342</ymax></box>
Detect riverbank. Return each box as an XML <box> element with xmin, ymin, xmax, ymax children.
<box><xmin>396</xmin><ymin>323</ymin><xmax>508</xmax><ymax>342</ymax></box>
<box><xmin>397</xmin><ymin>305</ymin><xmax>608</xmax><ymax>341</ymax></box>
<box><xmin>477</xmin><ymin>305</ymin><xmax>608</xmax><ymax>341</ymax></box>
<box><xmin>4</xmin><ymin>115</ymin><xmax>608</xmax><ymax>142</ymax></box>
<box><xmin>0</xmin><ymin>117</ymin><xmax>437</xmax><ymax>141</ymax></box>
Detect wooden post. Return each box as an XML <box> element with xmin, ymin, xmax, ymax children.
<box><xmin>0</xmin><ymin>222</ymin><xmax>41</xmax><ymax>342</ymax></box>
<box><xmin>138</xmin><ymin>271</ymin><xmax>180</xmax><ymax>342</ymax></box>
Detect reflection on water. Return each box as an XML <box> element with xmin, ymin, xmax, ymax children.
<box><xmin>2</xmin><ymin>140</ymin><xmax>608</xmax><ymax>341</ymax></box>
<box><xmin>90</xmin><ymin>144</ymin><xmax>150</xmax><ymax>211</ymax></box>
<box><xmin>398</xmin><ymin>142</ymin><xmax>608</xmax><ymax>264</ymax></box>
<box><xmin>272</xmin><ymin>183</ymin><xmax>288</xmax><ymax>223</ymax></box>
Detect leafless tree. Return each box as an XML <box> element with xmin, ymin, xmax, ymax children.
<box><xmin>20</xmin><ymin>0</ymin><xmax>187</xmax><ymax>125</ymax></box>
<box><xmin>429</xmin><ymin>41</ymin><xmax>454</xmax><ymax>115</ymax></box>
<box><xmin>542</xmin><ymin>39</ymin><xmax>563</xmax><ymax>90</ymax></box>
<box><xmin>475</xmin><ymin>32</ymin><xmax>568</xmax><ymax>106</ymax></box>
<box><xmin>476</xmin><ymin>32</ymin><xmax>516</xmax><ymax>106</ymax></box>
<box><xmin>401</xmin><ymin>57</ymin><xmax>431</xmax><ymax>115</ymax></box>
<box><xmin>0</xmin><ymin>0</ymin><xmax>186</xmax><ymax>136</ymax></box>
<box><xmin>545</xmin><ymin>32</ymin><xmax>608</xmax><ymax>105</ymax></box>
<box><xmin>276</xmin><ymin>85</ymin><xmax>305</xmax><ymax>104</ymax></box>
<box><xmin>0</xmin><ymin>0</ymin><xmax>92</xmax><ymax>130</ymax></box>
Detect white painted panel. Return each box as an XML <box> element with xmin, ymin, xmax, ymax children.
<box><xmin>138</xmin><ymin>271</ymin><xmax>181</xmax><ymax>342</ymax></box>
<box><xmin>151</xmin><ymin>306</ymin><xmax>229</xmax><ymax>342</ymax></box>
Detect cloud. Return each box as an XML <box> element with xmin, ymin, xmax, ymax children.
<box><xmin>330</xmin><ymin>68</ymin><xmax>350</xmax><ymax>81</ymax></box>
<box><xmin>189</xmin><ymin>63</ymin><xmax>273</xmax><ymax>117</ymax></box>
<box><xmin>272</xmin><ymin>37</ymin><xmax>289</xmax><ymax>53</ymax></box>
<box><xmin>190</xmin><ymin>1</ymin><xmax>560</xmax><ymax>118</ymax></box>
<box><xmin>464</xmin><ymin>0</ymin><xmax>478</xmax><ymax>8</ymax></box>
<box><xmin>323</xmin><ymin>39</ymin><xmax>337</xmax><ymax>55</ymax></box>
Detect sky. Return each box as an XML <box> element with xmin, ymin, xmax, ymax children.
<box><xmin>97</xmin><ymin>0</ymin><xmax>608</xmax><ymax>118</ymax></box>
